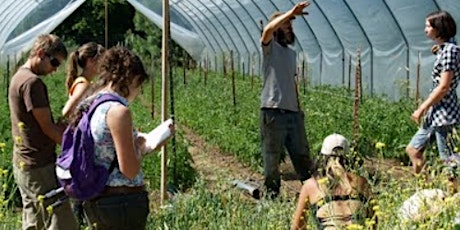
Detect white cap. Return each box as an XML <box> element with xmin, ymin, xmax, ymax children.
<box><xmin>320</xmin><ymin>133</ymin><xmax>349</xmax><ymax>156</ymax></box>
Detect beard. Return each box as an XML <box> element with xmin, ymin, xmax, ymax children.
<box><xmin>275</xmin><ymin>29</ymin><xmax>295</xmax><ymax>47</ymax></box>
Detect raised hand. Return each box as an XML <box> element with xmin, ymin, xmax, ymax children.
<box><xmin>291</xmin><ymin>1</ymin><xmax>310</xmax><ymax>16</ymax></box>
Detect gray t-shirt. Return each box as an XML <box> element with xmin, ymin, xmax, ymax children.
<box><xmin>260</xmin><ymin>40</ymin><xmax>299</xmax><ymax>112</ymax></box>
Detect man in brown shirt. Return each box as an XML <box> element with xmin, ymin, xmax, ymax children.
<box><xmin>9</xmin><ymin>34</ymin><xmax>78</xmax><ymax>230</ymax></box>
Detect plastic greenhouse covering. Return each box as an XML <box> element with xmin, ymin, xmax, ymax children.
<box><xmin>0</xmin><ymin>0</ymin><xmax>85</xmax><ymax>59</ymax></box>
<box><xmin>1</xmin><ymin>0</ymin><xmax>460</xmax><ymax>100</ymax></box>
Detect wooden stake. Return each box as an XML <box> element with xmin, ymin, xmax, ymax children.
<box><xmin>104</xmin><ymin>0</ymin><xmax>108</xmax><ymax>48</ymax></box>
<box><xmin>160</xmin><ymin>0</ymin><xmax>170</xmax><ymax>205</ymax></box>
<box><xmin>204</xmin><ymin>55</ymin><xmax>208</xmax><ymax>86</ymax></box>
<box><xmin>416</xmin><ymin>51</ymin><xmax>421</xmax><ymax>106</ymax></box>
<box><xmin>353</xmin><ymin>48</ymin><xmax>361</xmax><ymax>152</ymax></box>
<box><xmin>231</xmin><ymin>50</ymin><xmax>236</xmax><ymax>107</ymax></box>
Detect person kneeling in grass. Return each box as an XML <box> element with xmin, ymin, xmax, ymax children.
<box><xmin>291</xmin><ymin>134</ymin><xmax>374</xmax><ymax>230</ymax></box>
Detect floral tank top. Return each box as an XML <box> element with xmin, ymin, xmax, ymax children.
<box><xmin>89</xmin><ymin>92</ymin><xmax>144</xmax><ymax>187</ymax></box>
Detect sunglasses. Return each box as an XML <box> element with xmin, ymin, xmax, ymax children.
<box><xmin>45</xmin><ymin>53</ymin><xmax>61</xmax><ymax>67</ymax></box>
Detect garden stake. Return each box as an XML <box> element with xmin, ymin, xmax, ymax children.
<box><xmin>242</xmin><ymin>58</ymin><xmax>245</xmax><ymax>80</ymax></box>
<box><xmin>160</xmin><ymin>0</ymin><xmax>170</xmax><ymax>205</ymax></box>
<box><xmin>348</xmin><ymin>54</ymin><xmax>352</xmax><ymax>90</ymax></box>
<box><xmin>302</xmin><ymin>58</ymin><xmax>306</xmax><ymax>95</ymax></box>
<box><xmin>183</xmin><ymin>49</ymin><xmax>187</xmax><ymax>85</ymax></box>
<box><xmin>251</xmin><ymin>52</ymin><xmax>255</xmax><ymax>89</ymax></box>
<box><xmin>353</xmin><ymin>48</ymin><xmax>361</xmax><ymax>151</ymax></box>
<box><xmin>5</xmin><ymin>57</ymin><xmax>10</xmax><ymax>102</ymax></box>
<box><xmin>204</xmin><ymin>54</ymin><xmax>208</xmax><ymax>86</ymax></box>
<box><xmin>416</xmin><ymin>51</ymin><xmax>421</xmax><ymax>106</ymax></box>
<box><xmin>215</xmin><ymin>55</ymin><xmax>218</xmax><ymax>73</ymax></box>
<box><xmin>231</xmin><ymin>50</ymin><xmax>236</xmax><ymax>107</ymax></box>
<box><xmin>151</xmin><ymin>55</ymin><xmax>155</xmax><ymax>119</ymax></box>
<box><xmin>223</xmin><ymin>52</ymin><xmax>226</xmax><ymax>78</ymax></box>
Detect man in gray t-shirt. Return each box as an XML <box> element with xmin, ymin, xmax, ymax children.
<box><xmin>260</xmin><ymin>1</ymin><xmax>316</xmax><ymax>198</ymax></box>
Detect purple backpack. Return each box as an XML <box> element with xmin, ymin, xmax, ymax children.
<box><xmin>56</xmin><ymin>94</ymin><xmax>123</xmax><ymax>200</ymax></box>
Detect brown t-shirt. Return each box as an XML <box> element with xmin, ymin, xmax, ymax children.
<box><xmin>9</xmin><ymin>67</ymin><xmax>56</xmax><ymax>168</ymax></box>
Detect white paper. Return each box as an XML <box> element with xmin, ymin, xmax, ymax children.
<box><xmin>140</xmin><ymin>118</ymin><xmax>173</xmax><ymax>152</ymax></box>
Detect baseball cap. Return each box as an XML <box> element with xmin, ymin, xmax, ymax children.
<box><xmin>320</xmin><ymin>133</ymin><xmax>349</xmax><ymax>156</ymax></box>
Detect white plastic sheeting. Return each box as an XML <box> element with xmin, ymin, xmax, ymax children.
<box><xmin>129</xmin><ymin>0</ymin><xmax>460</xmax><ymax>100</ymax></box>
<box><xmin>0</xmin><ymin>0</ymin><xmax>85</xmax><ymax>63</ymax></box>
<box><xmin>1</xmin><ymin>0</ymin><xmax>459</xmax><ymax>99</ymax></box>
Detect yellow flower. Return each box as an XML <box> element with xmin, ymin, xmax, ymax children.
<box><xmin>317</xmin><ymin>177</ymin><xmax>329</xmax><ymax>185</ymax></box>
<box><xmin>375</xmin><ymin>142</ymin><xmax>385</xmax><ymax>150</ymax></box>
<box><xmin>372</xmin><ymin>205</ymin><xmax>380</xmax><ymax>211</ymax></box>
<box><xmin>19</xmin><ymin>161</ymin><xmax>26</xmax><ymax>170</ymax></box>
<box><xmin>0</xmin><ymin>143</ymin><xmax>5</xmax><ymax>149</ymax></box>
<box><xmin>2</xmin><ymin>170</ymin><xmax>8</xmax><ymax>176</ymax></box>
<box><xmin>455</xmin><ymin>147</ymin><xmax>459</xmax><ymax>153</ymax></box>
<box><xmin>46</xmin><ymin>205</ymin><xmax>53</xmax><ymax>214</ymax></box>
<box><xmin>15</xmin><ymin>136</ymin><xmax>22</xmax><ymax>145</ymax></box>
<box><xmin>17</xmin><ymin>122</ymin><xmax>25</xmax><ymax>130</ymax></box>
<box><xmin>316</xmin><ymin>199</ymin><xmax>324</xmax><ymax>207</ymax></box>
<box><xmin>37</xmin><ymin>195</ymin><xmax>44</xmax><ymax>203</ymax></box>
<box><xmin>346</xmin><ymin>224</ymin><xmax>364</xmax><ymax>230</ymax></box>
<box><xmin>365</xmin><ymin>219</ymin><xmax>376</xmax><ymax>227</ymax></box>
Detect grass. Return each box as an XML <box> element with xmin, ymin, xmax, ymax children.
<box><xmin>0</xmin><ymin>65</ymin><xmax>459</xmax><ymax>229</ymax></box>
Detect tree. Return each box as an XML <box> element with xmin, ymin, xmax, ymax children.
<box><xmin>53</xmin><ymin>0</ymin><xmax>135</xmax><ymax>47</ymax></box>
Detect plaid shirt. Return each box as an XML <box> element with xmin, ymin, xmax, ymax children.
<box><xmin>425</xmin><ymin>42</ymin><xmax>460</xmax><ymax>127</ymax></box>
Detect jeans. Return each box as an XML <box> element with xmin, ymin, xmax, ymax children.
<box><xmin>13</xmin><ymin>163</ymin><xmax>78</xmax><ymax>230</ymax></box>
<box><xmin>260</xmin><ymin>108</ymin><xmax>316</xmax><ymax>197</ymax></box>
<box><xmin>83</xmin><ymin>191</ymin><xmax>149</xmax><ymax>230</ymax></box>
<box><xmin>408</xmin><ymin>125</ymin><xmax>453</xmax><ymax>161</ymax></box>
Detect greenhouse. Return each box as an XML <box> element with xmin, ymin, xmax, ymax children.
<box><xmin>1</xmin><ymin>0</ymin><xmax>460</xmax><ymax>99</ymax></box>
<box><xmin>1</xmin><ymin>0</ymin><xmax>460</xmax><ymax>100</ymax></box>
<box><xmin>2</xmin><ymin>1</ymin><xmax>460</xmax><ymax>229</ymax></box>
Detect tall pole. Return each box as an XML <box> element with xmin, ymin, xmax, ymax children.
<box><xmin>104</xmin><ymin>0</ymin><xmax>108</xmax><ymax>48</ymax></box>
<box><xmin>161</xmin><ymin>0</ymin><xmax>170</xmax><ymax>205</ymax></box>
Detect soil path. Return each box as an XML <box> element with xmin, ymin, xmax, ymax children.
<box><xmin>181</xmin><ymin>126</ymin><xmax>413</xmax><ymax>198</ymax></box>
<box><xmin>183</xmin><ymin>126</ymin><xmax>303</xmax><ymax>198</ymax></box>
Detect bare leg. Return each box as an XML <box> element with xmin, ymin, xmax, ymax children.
<box><xmin>406</xmin><ymin>145</ymin><xmax>425</xmax><ymax>174</ymax></box>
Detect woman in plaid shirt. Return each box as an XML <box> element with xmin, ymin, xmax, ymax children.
<box><xmin>406</xmin><ymin>10</ymin><xmax>460</xmax><ymax>174</ymax></box>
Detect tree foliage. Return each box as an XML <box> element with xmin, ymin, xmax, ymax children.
<box><xmin>53</xmin><ymin>0</ymin><xmax>135</xmax><ymax>47</ymax></box>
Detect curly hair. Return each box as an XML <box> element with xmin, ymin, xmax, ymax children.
<box><xmin>94</xmin><ymin>46</ymin><xmax>148</xmax><ymax>98</ymax></box>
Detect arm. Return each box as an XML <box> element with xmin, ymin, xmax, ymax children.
<box><xmin>62</xmin><ymin>81</ymin><xmax>91</xmax><ymax>117</ymax></box>
<box><xmin>32</xmin><ymin>107</ymin><xmax>64</xmax><ymax>144</ymax></box>
<box><xmin>412</xmin><ymin>71</ymin><xmax>453</xmax><ymax>123</ymax></box>
<box><xmin>260</xmin><ymin>1</ymin><xmax>309</xmax><ymax>44</ymax></box>
<box><xmin>106</xmin><ymin>105</ymin><xmax>141</xmax><ymax>179</ymax></box>
<box><xmin>291</xmin><ymin>180</ymin><xmax>311</xmax><ymax>230</ymax></box>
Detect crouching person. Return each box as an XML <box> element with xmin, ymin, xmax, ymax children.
<box><xmin>291</xmin><ymin>134</ymin><xmax>374</xmax><ymax>229</ymax></box>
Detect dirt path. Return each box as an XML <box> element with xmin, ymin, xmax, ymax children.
<box><xmin>181</xmin><ymin>125</ymin><xmax>413</xmax><ymax>199</ymax></box>
<box><xmin>182</xmin><ymin>126</ymin><xmax>305</xmax><ymax>199</ymax></box>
